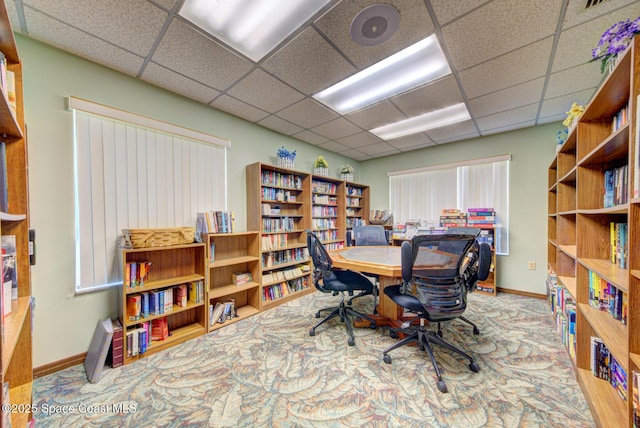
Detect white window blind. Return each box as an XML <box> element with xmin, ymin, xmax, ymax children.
<box><xmin>389</xmin><ymin>155</ymin><xmax>510</xmax><ymax>254</ymax></box>
<box><xmin>71</xmin><ymin>98</ymin><xmax>229</xmax><ymax>293</ymax></box>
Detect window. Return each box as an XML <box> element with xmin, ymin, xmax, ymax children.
<box><xmin>389</xmin><ymin>155</ymin><xmax>510</xmax><ymax>254</ymax></box>
<box><xmin>70</xmin><ymin>97</ymin><xmax>229</xmax><ymax>293</ymax></box>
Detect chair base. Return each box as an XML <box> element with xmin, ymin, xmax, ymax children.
<box><xmin>382</xmin><ymin>324</ymin><xmax>479</xmax><ymax>392</ymax></box>
<box><xmin>310</xmin><ymin>295</ymin><xmax>377</xmax><ymax>346</ymax></box>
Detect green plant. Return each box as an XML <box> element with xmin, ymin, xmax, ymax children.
<box><xmin>313</xmin><ymin>156</ymin><xmax>329</xmax><ymax>168</ymax></box>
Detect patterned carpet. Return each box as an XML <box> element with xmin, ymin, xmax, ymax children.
<box><xmin>32</xmin><ymin>291</ymin><xmax>594</xmax><ymax>427</ymax></box>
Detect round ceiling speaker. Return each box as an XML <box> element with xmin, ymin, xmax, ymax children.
<box><xmin>350</xmin><ymin>4</ymin><xmax>400</xmax><ymax>47</ymax></box>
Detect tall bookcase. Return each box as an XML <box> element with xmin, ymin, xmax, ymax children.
<box><xmin>120</xmin><ymin>243</ymin><xmax>207</xmax><ymax>364</ymax></box>
<box><xmin>246</xmin><ymin>162</ymin><xmax>313</xmax><ymax>310</ymax></box>
<box><xmin>311</xmin><ymin>175</ymin><xmax>345</xmax><ymax>250</ymax></box>
<box><xmin>0</xmin><ymin>1</ymin><xmax>33</xmax><ymax>426</ymax></box>
<box><xmin>345</xmin><ymin>181</ymin><xmax>370</xmax><ymax>242</ymax></box>
<box><xmin>204</xmin><ymin>231</ymin><xmax>261</xmax><ymax>330</ymax></box>
<box><xmin>547</xmin><ymin>37</ymin><xmax>639</xmax><ymax>428</ymax></box>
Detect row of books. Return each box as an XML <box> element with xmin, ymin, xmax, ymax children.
<box><xmin>197</xmin><ymin>210</ymin><xmax>236</xmax><ymax>234</ymax></box>
<box><xmin>209</xmin><ymin>299</ymin><xmax>236</xmax><ymax>325</ymax></box>
<box><xmin>312</xmin><ymin>206</ymin><xmax>337</xmax><ymax>216</ymax></box>
<box><xmin>346</xmin><ymin>218</ymin><xmax>365</xmax><ymax>229</ymax></box>
<box><xmin>546</xmin><ymin>270</ymin><xmax>577</xmax><ymax>360</ymax></box>
<box><xmin>126</xmin><ymin>281</ymin><xmax>204</xmax><ymax>321</ymax></box>
<box><xmin>262</xmin><ymin>247</ymin><xmax>309</xmax><ymax>268</ymax></box>
<box><xmin>261</xmin><ymin>233</ymin><xmax>289</xmax><ymax>250</ymax></box>
<box><xmin>312</xmin><ymin>229</ymin><xmax>339</xmax><ymax>243</ymax></box>
<box><xmin>124</xmin><ymin>260</ymin><xmax>151</xmax><ymax>288</ymax></box>
<box><xmin>603</xmin><ymin>165</ymin><xmax>628</xmax><ymax>208</ymax></box>
<box><xmin>633</xmin><ymin>371</ymin><xmax>640</xmax><ymax>426</ymax></box>
<box><xmin>323</xmin><ymin>241</ymin><xmax>344</xmax><ymax>251</ymax></box>
<box><xmin>612</xmin><ymin>104</ymin><xmax>628</xmax><ymax>132</ymax></box>
<box><xmin>262</xmin><ymin>187</ymin><xmax>297</xmax><ymax>202</ymax></box>
<box><xmin>232</xmin><ymin>271</ymin><xmax>252</xmax><ymax>285</ymax></box>
<box><xmin>610</xmin><ymin>222</ymin><xmax>628</xmax><ymax>269</ymax></box>
<box><xmin>591</xmin><ymin>336</ymin><xmax>627</xmax><ymax>401</ymax></box>
<box><xmin>0</xmin><ymin>141</ymin><xmax>7</xmax><ymax>212</ymax></box>
<box><xmin>2</xmin><ymin>235</ymin><xmax>17</xmax><ymax>317</ymax></box>
<box><xmin>126</xmin><ymin>323</ymin><xmax>150</xmax><ymax>357</ymax></box>
<box><xmin>346</xmin><ymin>197</ymin><xmax>360</xmax><ymax>207</ymax></box>
<box><xmin>260</xmin><ymin>171</ymin><xmax>303</xmax><ymax>189</ymax></box>
<box><xmin>312</xmin><ymin>218</ymin><xmax>337</xmax><ymax>229</ymax></box>
<box><xmin>262</xmin><ymin>277</ymin><xmax>310</xmax><ymax>301</ymax></box>
<box><xmin>262</xmin><ymin>216</ymin><xmax>297</xmax><ymax>233</ymax></box>
<box><xmin>312</xmin><ymin>194</ymin><xmax>337</xmax><ymax>205</ymax></box>
<box><xmin>262</xmin><ymin>265</ymin><xmax>307</xmax><ymax>285</ymax></box>
<box><xmin>346</xmin><ymin>186</ymin><xmax>362</xmax><ymax>197</ymax></box>
<box><xmin>588</xmin><ymin>270</ymin><xmax>628</xmax><ymax>324</ymax></box>
<box><xmin>0</xmin><ymin>52</ymin><xmax>16</xmax><ymax>118</ymax></box>
<box><xmin>312</xmin><ymin>180</ymin><xmax>337</xmax><ymax>194</ymax></box>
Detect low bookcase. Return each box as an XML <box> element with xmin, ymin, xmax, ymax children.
<box><xmin>120</xmin><ymin>243</ymin><xmax>207</xmax><ymax>364</ymax></box>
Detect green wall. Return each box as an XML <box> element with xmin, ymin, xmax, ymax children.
<box><xmin>18</xmin><ymin>33</ymin><xmax>559</xmax><ymax>368</ymax></box>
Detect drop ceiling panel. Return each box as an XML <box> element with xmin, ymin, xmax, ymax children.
<box><xmin>292</xmin><ymin>130</ymin><xmax>330</xmax><ymax>145</ymax></box>
<box><xmin>460</xmin><ymin>37</ymin><xmax>553</xmax><ymax>99</ymax></box>
<box><xmin>262</xmin><ymin>28</ymin><xmax>356</xmax><ymax>95</ymax></box>
<box><xmin>209</xmin><ymin>95</ymin><xmax>270</xmax><ymax>123</ymax></box>
<box><xmin>152</xmin><ymin>19</ymin><xmax>253</xmax><ymax>91</ymax></box>
<box><xmin>442</xmin><ymin>0</ymin><xmax>562</xmax><ymax>71</ymax></box>
<box><xmin>336</xmin><ymin>132</ymin><xmax>381</xmax><ymax>149</ymax></box>
<box><xmin>563</xmin><ymin>0</ymin><xmax>637</xmax><ymax>27</ymax></box>
<box><xmin>23</xmin><ymin>0</ymin><xmax>166</xmax><ymax>56</ymax></box>
<box><xmin>317</xmin><ymin>140</ymin><xmax>351</xmax><ymax>153</ymax></box>
<box><xmin>340</xmin><ymin>148</ymin><xmax>370</xmax><ymax>161</ymax></box>
<box><xmin>151</xmin><ymin>0</ymin><xmax>176</xmax><ymax>11</ymax></box>
<box><xmin>22</xmin><ymin>7</ymin><xmax>144</xmax><ymax>77</ymax></box>
<box><xmin>314</xmin><ymin>0</ymin><xmax>435</xmax><ymax>69</ymax></box>
<box><xmin>430</xmin><ymin>0</ymin><xmax>491</xmax><ymax>26</ymax></box>
<box><xmin>391</xmin><ymin>76</ymin><xmax>463</xmax><ymax>117</ymax></box>
<box><xmin>276</xmin><ymin>99</ymin><xmax>339</xmax><ymax>129</ymax></box>
<box><xmin>545</xmin><ymin>62</ymin><xmax>602</xmax><ymax>99</ymax></box>
<box><xmin>257</xmin><ymin>115</ymin><xmax>304</xmax><ymax>136</ymax></box>
<box><xmin>345</xmin><ymin>101</ymin><xmax>406</xmax><ymax>130</ymax></box>
<box><xmin>469</xmin><ymin>78</ymin><xmax>545</xmax><ymax>118</ymax></box>
<box><xmin>482</xmin><ymin>119</ymin><xmax>537</xmax><ymax>136</ymax></box>
<box><xmin>477</xmin><ymin>104</ymin><xmax>539</xmax><ymax>132</ymax></box>
<box><xmin>426</xmin><ymin>120</ymin><xmax>479</xmax><ymax>142</ymax></box>
<box><xmin>356</xmin><ymin>141</ymin><xmax>401</xmax><ymax>156</ymax></box>
<box><xmin>310</xmin><ymin>118</ymin><xmax>363</xmax><ymax>140</ymax></box>
<box><xmin>387</xmin><ymin>134</ymin><xmax>436</xmax><ymax>151</ymax></box>
<box><xmin>227</xmin><ymin>68</ymin><xmax>305</xmax><ymax>112</ymax></box>
<box><xmin>141</xmin><ymin>62</ymin><xmax>220</xmax><ymax>104</ymax></box>
<box><xmin>539</xmin><ymin>88</ymin><xmax>595</xmax><ymax>120</ymax></box>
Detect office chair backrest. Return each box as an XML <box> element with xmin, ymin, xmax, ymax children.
<box><xmin>306</xmin><ymin>230</ymin><xmax>333</xmax><ymax>286</ymax></box>
<box><xmin>401</xmin><ymin>234</ymin><xmax>477</xmax><ymax>320</ymax></box>
<box><xmin>353</xmin><ymin>225</ymin><xmax>388</xmax><ymax>246</ymax></box>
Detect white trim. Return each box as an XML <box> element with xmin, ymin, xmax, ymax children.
<box><xmin>67</xmin><ymin>96</ymin><xmax>231</xmax><ymax>148</ymax></box>
<box><xmin>387</xmin><ymin>154</ymin><xmax>511</xmax><ymax>176</ymax></box>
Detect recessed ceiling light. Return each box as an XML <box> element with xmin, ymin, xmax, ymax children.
<box><xmin>313</xmin><ymin>35</ymin><xmax>451</xmax><ymax>114</ymax></box>
<box><xmin>179</xmin><ymin>0</ymin><xmax>332</xmax><ymax>62</ymax></box>
<box><xmin>370</xmin><ymin>103</ymin><xmax>471</xmax><ymax>140</ymax></box>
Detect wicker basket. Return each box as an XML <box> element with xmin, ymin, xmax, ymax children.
<box><xmin>123</xmin><ymin>227</ymin><xmax>196</xmax><ymax>248</ymax></box>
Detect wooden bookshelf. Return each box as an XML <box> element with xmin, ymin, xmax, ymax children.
<box><xmin>204</xmin><ymin>231</ymin><xmax>261</xmax><ymax>331</ymax></box>
<box><xmin>311</xmin><ymin>174</ymin><xmax>346</xmax><ymax>250</ymax></box>
<box><xmin>345</xmin><ymin>181</ymin><xmax>370</xmax><ymax>242</ymax></box>
<box><xmin>120</xmin><ymin>243</ymin><xmax>207</xmax><ymax>364</ymax></box>
<box><xmin>547</xmin><ymin>37</ymin><xmax>639</xmax><ymax>428</ymax></box>
<box><xmin>0</xmin><ymin>0</ymin><xmax>33</xmax><ymax>424</ymax></box>
<box><xmin>246</xmin><ymin>162</ymin><xmax>314</xmax><ymax>309</ymax></box>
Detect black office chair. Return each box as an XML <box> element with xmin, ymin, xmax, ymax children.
<box><xmin>306</xmin><ymin>230</ymin><xmax>377</xmax><ymax>346</ymax></box>
<box><xmin>348</xmin><ymin>225</ymin><xmax>389</xmax><ymax>309</ymax></box>
<box><xmin>382</xmin><ymin>233</ymin><xmax>491</xmax><ymax>393</ymax></box>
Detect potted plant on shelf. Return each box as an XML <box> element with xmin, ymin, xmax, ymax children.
<box><xmin>562</xmin><ymin>102</ymin><xmax>584</xmax><ymax>133</ymax></box>
<box><xmin>591</xmin><ymin>16</ymin><xmax>640</xmax><ymax>74</ymax></box>
<box><xmin>276</xmin><ymin>146</ymin><xmax>296</xmax><ymax>169</ymax></box>
<box><xmin>313</xmin><ymin>156</ymin><xmax>329</xmax><ymax>176</ymax></box>
<box><xmin>339</xmin><ymin>164</ymin><xmax>354</xmax><ymax>181</ymax></box>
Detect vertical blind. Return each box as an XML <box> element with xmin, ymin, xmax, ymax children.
<box><xmin>389</xmin><ymin>155</ymin><xmax>510</xmax><ymax>254</ymax></box>
<box><xmin>71</xmin><ymin>98</ymin><xmax>228</xmax><ymax>293</ymax></box>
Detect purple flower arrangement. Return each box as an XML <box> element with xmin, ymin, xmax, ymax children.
<box><xmin>592</xmin><ymin>16</ymin><xmax>640</xmax><ymax>73</ymax></box>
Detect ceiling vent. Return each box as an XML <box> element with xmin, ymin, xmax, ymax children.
<box><xmin>350</xmin><ymin>4</ymin><xmax>400</xmax><ymax>47</ymax></box>
<box><xmin>584</xmin><ymin>0</ymin><xmax>608</xmax><ymax>9</ymax></box>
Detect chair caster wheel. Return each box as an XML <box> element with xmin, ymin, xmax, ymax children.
<box><xmin>389</xmin><ymin>331</ymin><xmax>398</xmax><ymax>339</ymax></box>
<box><xmin>469</xmin><ymin>362</ymin><xmax>480</xmax><ymax>372</ymax></box>
<box><xmin>348</xmin><ymin>338</ymin><xmax>355</xmax><ymax>346</ymax></box>
<box><xmin>383</xmin><ymin>354</ymin><xmax>392</xmax><ymax>364</ymax></box>
<box><xmin>309</xmin><ymin>330</ymin><xmax>315</xmax><ymax>337</ymax></box>
<box><xmin>437</xmin><ymin>381</ymin><xmax>448</xmax><ymax>393</ymax></box>
<box><xmin>370</xmin><ymin>323</ymin><xmax>377</xmax><ymax>330</ymax></box>
<box><xmin>315</xmin><ymin>312</ymin><xmax>321</xmax><ymax>318</ymax></box>
<box><xmin>473</xmin><ymin>327</ymin><xmax>480</xmax><ymax>335</ymax></box>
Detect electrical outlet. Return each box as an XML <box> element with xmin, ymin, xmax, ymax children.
<box><xmin>528</xmin><ymin>261</ymin><xmax>536</xmax><ymax>270</ymax></box>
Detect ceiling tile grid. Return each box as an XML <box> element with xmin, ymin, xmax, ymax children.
<box><xmin>8</xmin><ymin>0</ymin><xmax>640</xmax><ymax>160</ymax></box>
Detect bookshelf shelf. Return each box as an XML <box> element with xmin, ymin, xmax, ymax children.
<box><xmin>120</xmin><ymin>243</ymin><xmax>207</xmax><ymax>364</ymax></box>
<box><xmin>209</xmin><ymin>305</ymin><xmax>260</xmax><ymax>332</ymax></box>
<box><xmin>208</xmin><ymin>281</ymin><xmax>260</xmax><ymax>299</ymax></box>
<box><xmin>261</xmin><ymin>287</ymin><xmax>314</xmax><ymax>310</ymax></box>
<box><xmin>211</xmin><ymin>255</ymin><xmax>260</xmax><ymax>268</ymax></box>
<box><xmin>0</xmin><ymin>3</ymin><xmax>33</xmax><ymax>422</ymax></box>
<box><xmin>547</xmin><ymin>37</ymin><xmax>638</xmax><ymax>427</ymax></box>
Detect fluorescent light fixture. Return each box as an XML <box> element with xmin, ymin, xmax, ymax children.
<box><xmin>370</xmin><ymin>103</ymin><xmax>470</xmax><ymax>140</ymax></box>
<box><xmin>313</xmin><ymin>35</ymin><xmax>451</xmax><ymax>114</ymax></box>
<box><xmin>179</xmin><ymin>0</ymin><xmax>331</xmax><ymax>62</ymax></box>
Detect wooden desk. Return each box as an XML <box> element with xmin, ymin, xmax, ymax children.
<box><xmin>329</xmin><ymin>246</ymin><xmax>404</xmax><ymax>325</ymax></box>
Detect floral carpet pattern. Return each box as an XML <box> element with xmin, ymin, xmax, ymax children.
<box><xmin>32</xmin><ymin>291</ymin><xmax>594</xmax><ymax>427</ymax></box>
